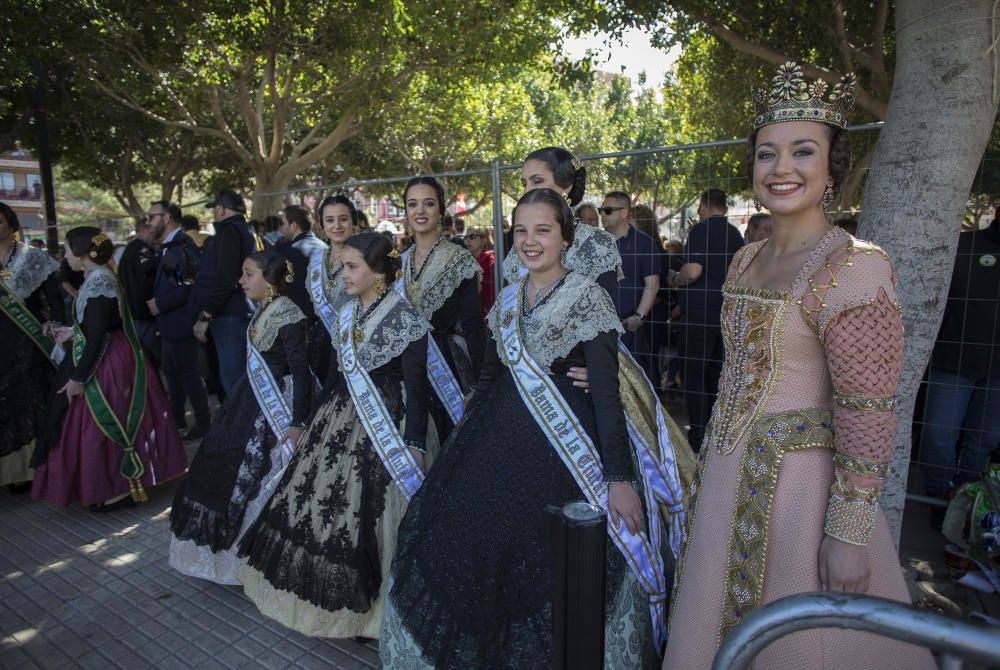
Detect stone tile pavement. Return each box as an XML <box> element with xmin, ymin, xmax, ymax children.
<box><xmin>0</xmin><ymin>479</ymin><xmax>380</xmax><ymax>669</ymax></box>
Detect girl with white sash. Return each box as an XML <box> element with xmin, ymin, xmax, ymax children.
<box><xmin>513</xmin><ymin>146</ymin><xmax>696</xmax><ymax>543</ymax></box>
<box><xmin>395</xmin><ymin>176</ymin><xmax>483</xmax><ymax>442</ymax></box>
<box><xmin>382</xmin><ymin>189</ymin><xmax>658</xmax><ymax>670</ymax></box>
<box><xmin>308</xmin><ymin>195</ymin><xmax>358</xmax><ymax>387</ymax></box>
<box><xmin>169</xmin><ymin>250</ymin><xmax>312</xmax><ymax>584</ymax></box>
<box><xmin>239</xmin><ymin>232</ymin><xmax>431</xmax><ymax>640</ymax></box>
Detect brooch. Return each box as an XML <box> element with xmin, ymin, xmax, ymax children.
<box><xmin>501</xmin><ymin>310</ymin><xmax>514</xmax><ymax>328</ymax></box>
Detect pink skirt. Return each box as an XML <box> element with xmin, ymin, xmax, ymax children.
<box><xmin>31</xmin><ymin>331</ymin><xmax>187</xmax><ymax>507</ymax></box>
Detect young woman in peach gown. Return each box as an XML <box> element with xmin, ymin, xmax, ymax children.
<box><xmin>663</xmin><ymin>63</ymin><xmax>935</xmax><ymax>669</ymax></box>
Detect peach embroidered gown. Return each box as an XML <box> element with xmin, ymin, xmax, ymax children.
<box><xmin>663</xmin><ymin>228</ymin><xmax>934</xmax><ymax>669</ymax></box>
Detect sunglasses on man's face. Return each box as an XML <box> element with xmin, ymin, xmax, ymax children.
<box><xmin>465</xmin><ymin>233</ymin><xmax>480</xmax><ymax>239</ymax></box>
<box><xmin>600</xmin><ymin>206</ymin><xmax>626</xmax><ymax>216</ymax></box>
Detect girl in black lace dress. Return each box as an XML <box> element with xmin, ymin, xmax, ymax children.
<box><xmin>169</xmin><ymin>250</ymin><xmax>312</xmax><ymax>584</ymax></box>
<box><xmin>239</xmin><ymin>232</ymin><xmax>431</xmax><ymax>639</ymax></box>
<box><xmin>381</xmin><ymin>189</ymin><xmax>657</xmax><ymax>669</ymax></box>
<box><xmin>396</xmin><ymin>177</ymin><xmax>483</xmax><ymax>442</ymax></box>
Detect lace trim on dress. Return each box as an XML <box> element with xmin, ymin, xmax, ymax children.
<box><xmin>3</xmin><ymin>242</ymin><xmax>58</xmax><ymax>300</ymax></box>
<box><xmin>74</xmin><ymin>266</ymin><xmax>120</xmax><ymax>322</ymax></box>
<box><xmin>249</xmin><ymin>296</ymin><xmax>305</xmax><ymax>351</ymax></box>
<box><xmin>404</xmin><ymin>240</ymin><xmax>480</xmax><ymax>320</ymax></box>
<box><xmin>502</xmin><ymin>220</ymin><xmax>624</xmax><ymax>283</ymax></box>
<box><xmin>342</xmin><ymin>290</ymin><xmax>430</xmax><ymax>372</ymax></box>
<box><xmin>487</xmin><ymin>271</ymin><xmax>623</xmax><ymax>373</ymax></box>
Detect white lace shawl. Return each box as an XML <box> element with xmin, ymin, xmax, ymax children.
<box><xmin>487</xmin><ymin>271</ymin><xmax>624</xmax><ymax>373</ymax></box>
<box><xmin>403</xmin><ymin>239</ymin><xmax>481</xmax><ymax>320</ymax></box>
<box><xmin>502</xmin><ymin>221</ymin><xmax>624</xmax><ymax>284</ymax></box>
<box><xmin>2</xmin><ymin>241</ymin><xmax>59</xmax><ymax>300</ymax></box>
<box><xmin>249</xmin><ymin>296</ymin><xmax>305</xmax><ymax>351</ymax></box>
<box><xmin>314</xmin><ymin>248</ymin><xmax>350</xmax><ymax>313</ymax></box>
<box><xmin>74</xmin><ymin>265</ymin><xmax>120</xmax><ymax>323</ymax></box>
<box><xmin>338</xmin><ymin>290</ymin><xmax>430</xmax><ymax>372</ymax></box>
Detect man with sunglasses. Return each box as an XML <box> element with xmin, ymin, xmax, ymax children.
<box><xmin>602</xmin><ymin>190</ymin><xmax>661</xmax><ymax>379</ymax></box>
<box><xmin>118</xmin><ymin>209</ymin><xmax>164</xmax><ymax>366</ymax></box>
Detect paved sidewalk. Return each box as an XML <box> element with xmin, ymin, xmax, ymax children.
<box><xmin>0</xmin><ymin>479</ymin><xmax>380</xmax><ymax>670</ymax></box>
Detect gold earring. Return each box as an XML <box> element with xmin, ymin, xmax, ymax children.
<box><xmin>284</xmin><ymin>260</ymin><xmax>294</xmax><ymax>283</ymax></box>
<box><xmin>265</xmin><ymin>284</ymin><xmax>275</xmax><ymax>304</ymax></box>
<box><xmin>753</xmin><ymin>197</ymin><xmax>763</xmax><ymax>212</ymax></box>
<box><xmin>822</xmin><ymin>176</ymin><xmax>836</xmax><ymax>209</ymax></box>
<box><xmin>373</xmin><ymin>275</ymin><xmax>386</xmax><ymax>294</ymax></box>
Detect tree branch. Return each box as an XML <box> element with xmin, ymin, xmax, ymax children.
<box><xmin>700</xmin><ymin>16</ymin><xmax>888</xmax><ymax>118</ymax></box>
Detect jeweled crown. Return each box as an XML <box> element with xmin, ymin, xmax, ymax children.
<box><xmin>752</xmin><ymin>62</ymin><xmax>856</xmax><ymax>131</ymax></box>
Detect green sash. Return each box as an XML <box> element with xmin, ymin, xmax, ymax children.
<box><xmin>0</xmin><ymin>280</ymin><xmax>60</xmax><ymax>366</ymax></box>
<box><xmin>72</xmin><ymin>284</ymin><xmax>149</xmax><ymax>501</ymax></box>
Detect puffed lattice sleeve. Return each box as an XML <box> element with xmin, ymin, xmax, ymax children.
<box><xmin>803</xmin><ymin>241</ymin><xmax>903</xmax><ymax>546</ymax></box>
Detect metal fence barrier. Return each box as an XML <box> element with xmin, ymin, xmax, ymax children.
<box><xmin>711</xmin><ymin>592</ymin><xmax>1000</xmax><ymax>670</ymax></box>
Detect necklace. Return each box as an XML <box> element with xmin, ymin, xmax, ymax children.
<box><xmin>0</xmin><ymin>242</ymin><xmax>16</xmax><ymax>280</ymax></box>
<box><xmin>353</xmin><ymin>288</ymin><xmax>391</xmax><ymax>342</ymax></box>
<box><xmin>527</xmin><ymin>271</ymin><xmax>566</xmax><ymax>307</ymax></box>
<box><xmin>410</xmin><ymin>237</ymin><xmax>444</xmax><ymax>282</ymax></box>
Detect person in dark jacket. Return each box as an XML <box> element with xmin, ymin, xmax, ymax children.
<box><xmin>147</xmin><ymin>200</ymin><xmax>212</xmax><ymax>440</ymax></box>
<box><xmin>920</xmin><ymin>212</ymin><xmax>1000</xmax><ymax>498</ymax></box>
<box><xmin>274</xmin><ymin>204</ymin><xmax>327</xmax><ymax>319</ymax></box>
<box><xmin>118</xmin><ymin>213</ymin><xmax>162</xmax><ymax>365</ymax></box>
<box><xmin>191</xmin><ymin>190</ymin><xmax>259</xmax><ymax>393</ymax></box>
<box><xmin>671</xmin><ymin>188</ymin><xmax>744</xmax><ymax>451</ymax></box>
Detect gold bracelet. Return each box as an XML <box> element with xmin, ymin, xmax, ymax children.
<box><xmin>824</xmin><ymin>494</ymin><xmax>877</xmax><ymax>546</ymax></box>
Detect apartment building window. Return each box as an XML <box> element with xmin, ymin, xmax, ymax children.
<box><xmin>0</xmin><ymin>173</ymin><xmax>13</xmax><ymax>191</ymax></box>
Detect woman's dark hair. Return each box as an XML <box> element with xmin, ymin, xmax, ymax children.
<box><xmin>65</xmin><ymin>226</ymin><xmax>115</xmax><ymax>265</ymax></box>
<box><xmin>403</xmin><ymin>176</ymin><xmax>446</xmax><ymax>219</ymax></box>
<box><xmin>745</xmin><ymin>125</ymin><xmax>850</xmax><ymax>196</ymax></box>
<box><xmin>317</xmin><ymin>194</ymin><xmax>359</xmax><ymax>227</ymax></box>
<box><xmin>511</xmin><ymin>188</ymin><xmax>576</xmax><ymax>247</ymax></box>
<box><xmin>523</xmin><ymin>146</ymin><xmax>587</xmax><ymax>207</ymax></box>
<box><xmin>345</xmin><ymin>231</ymin><xmax>402</xmax><ymax>279</ymax></box>
<box><xmin>0</xmin><ymin>202</ymin><xmax>19</xmax><ymax>232</ymax></box>
<box><xmin>248</xmin><ymin>248</ymin><xmax>293</xmax><ymax>295</ymax></box>
<box><xmin>282</xmin><ymin>205</ymin><xmax>313</xmax><ymax>233</ymax></box>
<box><xmin>630</xmin><ymin>204</ymin><xmax>657</xmax><ymax>240</ymax></box>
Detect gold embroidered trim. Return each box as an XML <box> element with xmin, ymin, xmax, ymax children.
<box><xmin>831</xmin><ymin>469</ymin><xmax>882</xmax><ymax>502</ymax></box>
<box><xmin>824</xmin><ymin>495</ymin><xmax>877</xmax><ymax>546</ymax></box>
<box><xmin>707</xmin><ymin>288</ymin><xmax>787</xmax><ymax>455</ymax></box>
<box><xmin>667</xmin><ymin>450</ymin><xmax>707</xmax><ymax>636</ymax></box>
<box><xmin>834</xmin><ymin>392</ymin><xmax>895</xmax><ymax>413</ymax></box>
<box><xmin>832</xmin><ymin>452</ymin><xmax>889</xmax><ymax>478</ymax></box>
<box><xmin>718</xmin><ymin>408</ymin><xmax>834</xmax><ymax>644</ymax></box>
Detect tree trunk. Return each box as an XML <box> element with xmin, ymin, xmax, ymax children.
<box><xmin>857</xmin><ymin>0</ymin><xmax>999</xmax><ymax>542</ymax></box>
<box><xmin>250</xmin><ymin>172</ymin><xmax>292</xmax><ymax>219</ymax></box>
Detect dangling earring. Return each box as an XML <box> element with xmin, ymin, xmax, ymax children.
<box><xmin>753</xmin><ymin>197</ymin><xmax>763</xmax><ymax>212</ymax></box>
<box><xmin>822</xmin><ymin>176</ymin><xmax>835</xmax><ymax>210</ymax></box>
<box><xmin>265</xmin><ymin>284</ymin><xmax>275</xmax><ymax>305</ymax></box>
<box><xmin>373</xmin><ymin>275</ymin><xmax>386</xmax><ymax>295</ymax></box>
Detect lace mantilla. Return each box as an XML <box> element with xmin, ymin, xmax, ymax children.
<box><xmin>249</xmin><ymin>296</ymin><xmax>305</xmax><ymax>351</ymax></box>
<box><xmin>1</xmin><ymin>242</ymin><xmax>58</xmax><ymax>300</ymax></box>
<box><xmin>74</xmin><ymin>266</ymin><xmax>120</xmax><ymax>322</ymax></box>
<box><xmin>341</xmin><ymin>290</ymin><xmax>430</xmax><ymax>371</ymax></box>
<box><xmin>488</xmin><ymin>271</ymin><xmax>623</xmax><ymax>372</ymax></box>
<box><xmin>403</xmin><ymin>239</ymin><xmax>481</xmax><ymax>320</ymax></box>
<box><xmin>502</xmin><ymin>221</ymin><xmax>624</xmax><ymax>283</ymax></box>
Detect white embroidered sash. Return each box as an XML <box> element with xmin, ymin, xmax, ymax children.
<box><xmin>338</xmin><ymin>303</ymin><xmax>425</xmax><ymax>500</ymax></box>
<box><xmin>308</xmin><ymin>251</ymin><xmax>338</xmax><ymax>339</ymax></box>
<box><xmin>496</xmin><ymin>284</ymin><xmax>668</xmax><ymax>650</ymax></box>
<box><xmin>617</xmin><ymin>343</ymin><xmax>687</xmax><ymax>557</ymax></box>
<box><xmin>246</xmin><ymin>332</ymin><xmax>295</xmax><ymax>462</ymax></box>
<box><xmin>394</xmin><ymin>247</ymin><xmax>464</xmax><ymax>424</ymax></box>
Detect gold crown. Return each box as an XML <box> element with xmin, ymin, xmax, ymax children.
<box><xmin>752</xmin><ymin>62</ymin><xmax>856</xmax><ymax>131</ymax></box>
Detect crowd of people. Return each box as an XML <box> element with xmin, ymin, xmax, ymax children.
<box><xmin>0</xmin><ymin>61</ymin><xmax>960</xmax><ymax>669</ymax></box>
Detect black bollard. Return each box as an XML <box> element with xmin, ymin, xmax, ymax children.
<box><xmin>545</xmin><ymin>501</ymin><xmax>607</xmax><ymax>670</ymax></box>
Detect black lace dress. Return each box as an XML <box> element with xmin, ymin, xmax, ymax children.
<box><xmin>381</xmin><ymin>275</ymin><xmax>656</xmax><ymax>670</ymax></box>
<box><xmin>0</xmin><ymin>243</ymin><xmax>63</xmax><ymax>485</ymax></box>
<box><xmin>238</xmin><ymin>290</ymin><xmax>431</xmax><ymax>639</ymax></box>
<box><xmin>169</xmin><ymin>296</ymin><xmax>312</xmax><ymax>584</ymax></box>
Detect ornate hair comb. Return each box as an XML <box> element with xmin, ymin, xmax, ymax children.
<box><xmin>388</xmin><ymin>248</ymin><xmax>401</xmax><ymax>259</ymax></box>
<box><xmin>752</xmin><ymin>61</ymin><xmax>856</xmax><ymax>131</ymax></box>
<box><xmin>284</xmin><ymin>260</ymin><xmax>294</xmax><ymax>283</ymax></box>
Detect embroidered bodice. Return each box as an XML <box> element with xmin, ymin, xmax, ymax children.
<box><xmin>501</xmin><ymin>220</ymin><xmax>623</xmax><ymax>284</ymax></box>
<box><xmin>75</xmin><ymin>265</ymin><xmax>120</xmax><ymax>323</ymax></box>
<box><xmin>487</xmin><ymin>271</ymin><xmax>623</xmax><ymax>373</ymax></box>
<box><xmin>249</xmin><ymin>296</ymin><xmax>305</xmax><ymax>351</ymax></box>
<box><xmin>403</xmin><ymin>238</ymin><xmax>481</xmax><ymax>321</ymax></box>
<box><xmin>340</xmin><ymin>290</ymin><xmax>430</xmax><ymax>372</ymax></box>
<box><xmin>2</xmin><ymin>241</ymin><xmax>59</xmax><ymax>301</ymax></box>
